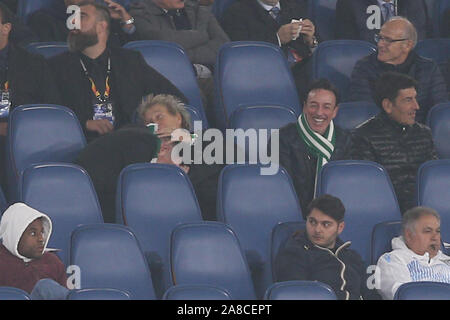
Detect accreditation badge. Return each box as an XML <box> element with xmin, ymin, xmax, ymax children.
<box><xmin>0</xmin><ymin>89</ymin><xmax>11</xmax><ymax>118</ymax></box>
<box><xmin>93</xmin><ymin>101</ymin><xmax>114</xmax><ymax>125</ymax></box>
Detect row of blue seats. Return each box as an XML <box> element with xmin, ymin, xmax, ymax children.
<box><xmin>2</xmin><ymin>159</ymin><xmax>450</xmax><ymax>298</ymax></box>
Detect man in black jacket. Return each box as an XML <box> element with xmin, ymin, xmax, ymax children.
<box><xmin>49</xmin><ymin>1</ymin><xmax>185</xmax><ymax>142</ymax></box>
<box><xmin>351</xmin><ymin>72</ymin><xmax>438</xmax><ymax>214</ymax></box>
<box><xmin>272</xmin><ymin>79</ymin><xmax>352</xmax><ymax>216</ymax></box>
<box><xmin>275</xmin><ymin>194</ymin><xmax>375</xmax><ymax>300</ymax></box>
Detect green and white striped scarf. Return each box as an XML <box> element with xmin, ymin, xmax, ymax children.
<box><xmin>296</xmin><ymin>114</ymin><xmax>336</xmax><ymax>194</ymax></box>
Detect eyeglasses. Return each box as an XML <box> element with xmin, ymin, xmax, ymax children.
<box><xmin>374</xmin><ymin>34</ymin><xmax>409</xmax><ymax>44</ymax></box>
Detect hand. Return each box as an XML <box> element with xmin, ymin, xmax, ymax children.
<box><xmin>277</xmin><ymin>22</ymin><xmax>302</xmax><ymax>44</ymax></box>
<box><xmin>86</xmin><ymin>119</ymin><xmax>114</xmax><ymax>135</ymax></box>
<box><xmin>298</xmin><ymin>19</ymin><xmax>316</xmax><ymax>46</ymax></box>
<box><xmin>103</xmin><ymin>0</ymin><xmax>132</xmax><ymax>23</ymax></box>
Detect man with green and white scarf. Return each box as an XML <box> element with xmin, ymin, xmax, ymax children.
<box><xmin>275</xmin><ymin>79</ymin><xmax>353</xmax><ymax>217</ymax></box>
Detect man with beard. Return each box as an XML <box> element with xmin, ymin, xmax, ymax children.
<box><xmin>49</xmin><ymin>1</ymin><xmax>186</xmax><ymax>141</ymax></box>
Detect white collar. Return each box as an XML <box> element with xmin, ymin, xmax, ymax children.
<box><xmin>257</xmin><ymin>0</ymin><xmax>280</xmax><ymax>12</ymax></box>
<box><xmin>377</xmin><ymin>0</ymin><xmax>394</xmax><ymax>7</ymax></box>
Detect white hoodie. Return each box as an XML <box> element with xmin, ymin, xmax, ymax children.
<box><xmin>0</xmin><ymin>203</ymin><xmax>53</xmax><ymax>263</ymax></box>
<box><xmin>376</xmin><ymin>236</ymin><xmax>450</xmax><ymax>300</ymax></box>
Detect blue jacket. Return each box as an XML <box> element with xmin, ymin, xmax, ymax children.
<box><xmin>336</xmin><ymin>0</ymin><xmax>431</xmax><ymax>43</ymax></box>
<box><xmin>349</xmin><ymin>51</ymin><xmax>448</xmax><ymax>123</ymax></box>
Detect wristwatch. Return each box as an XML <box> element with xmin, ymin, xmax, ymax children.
<box><xmin>122</xmin><ymin>17</ymin><xmax>135</xmax><ymax>25</ymax></box>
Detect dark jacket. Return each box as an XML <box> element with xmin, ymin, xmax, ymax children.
<box><xmin>336</xmin><ymin>0</ymin><xmax>431</xmax><ymax>43</ymax></box>
<box><xmin>2</xmin><ymin>43</ymin><xmax>61</xmax><ymax>112</ymax></box>
<box><xmin>130</xmin><ymin>0</ymin><xmax>229</xmax><ymax>68</ymax></box>
<box><xmin>48</xmin><ymin>47</ymin><xmax>186</xmax><ymax>141</ymax></box>
<box><xmin>349</xmin><ymin>51</ymin><xmax>449</xmax><ymax>123</ymax></box>
<box><xmin>274</xmin><ymin>229</ymin><xmax>369</xmax><ymax>300</ymax></box>
<box><xmin>221</xmin><ymin>0</ymin><xmax>312</xmax><ymax>60</ymax></box>
<box><xmin>351</xmin><ymin>112</ymin><xmax>438</xmax><ymax>214</ymax></box>
<box><xmin>276</xmin><ymin>122</ymin><xmax>353</xmax><ymax>216</ymax></box>
<box><xmin>75</xmin><ymin>125</ymin><xmax>223</xmax><ymax>223</ymax></box>
<box><xmin>0</xmin><ymin>245</ymin><xmax>67</xmax><ymax>294</ymax></box>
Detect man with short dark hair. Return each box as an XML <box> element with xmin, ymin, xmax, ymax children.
<box><xmin>273</xmin><ymin>79</ymin><xmax>352</xmax><ymax>215</ymax></box>
<box><xmin>275</xmin><ymin>194</ymin><xmax>372</xmax><ymax>300</ymax></box>
<box><xmin>351</xmin><ymin>72</ymin><xmax>438</xmax><ymax>214</ymax></box>
<box><xmin>49</xmin><ymin>1</ymin><xmax>185</xmax><ymax>141</ymax></box>
<box><xmin>349</xmin><ymin>17</ymin><xmax>448</xmax><ymax>123</ymax></box>
<box><xmin>377</xmin><ymin>206</ymin><xmax>450</xmax><ymax>300</ymax></box>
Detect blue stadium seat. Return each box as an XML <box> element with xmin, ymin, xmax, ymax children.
<box><xmin>19</xmin><ymin>163</ymin><xmax>104</xmax><ymax>265</ymax></box>
<box><xmin>26</xmin><ymin>42</ymin><xmax>69</xmax><ymax>59</ymax></box>
<box><xmin>426</xmin><ymin>102</ymin><xmax>450</xmax><ymax>159</ymax></box>
<box><xmin>334</xmin><ymin>101</ymin><xmax>379</xmax><ymax>130</ymax></box>
<box><xmin>123</xmin><ymin>40</ymin><xmax>208</xmax><ymax>129</ymax></box>
<box><xmin>433</xmin><ymin>0</ymin><xmax>450</xmax><ymax>37</ymax></box>
<box><xmin>264</xmin><ymin>281</ymin><xmax>337</xmax><ymax>300</ymax></box>
<box><xmin>394</xmin><ymin>281</ymin><xmax>450</xmax><ymax>300</ymax></box>
<box><xmin>228</xmin><ymin>105</ymin><xmax>297</xmax><ymax>163</ymax></box>
<box><xmin>316</xmin><ymin>160</ymin><xmax>402</xmax><ymax>265</ymax></box>
<box><xmin>0</xmin><ymin>287</ymin><xmax>31</xmax><ymax>300</ymax></box>
<box><xmin>217</xmin><ymin>164</ymin><xmax>303</xmax><ymax>298</ymax></box>
<box><xmin>370</xmin><ymin>220</ymin><xmax>402</xmax><ymax>265</ymax></box>
<box><xmin>116</xmin><ymin>163</ymin><xmax>203</xmax><ymax>299</ymax></box>
<box><xmin>0</xmin><ymin>185</ymin><xmax>7</xmax><ymax>215</ymax></box>
<box><xmin>69</xmin><ymin>224</ymin><xmax>156</xmax><ymax>300</ymax></box>
<box><xmin>214</xmin><ymin>41</ymin><xmax>301</xmax><ymax>129</ymax></box>
<box><xmin>67</xmin><ymin>288</ymin><xmax>131</xmax><ymax>300</ymax></box>
<box><xmin>17</xmin><ymin>0</ymin><xmax>58</xmax><ymax>24</ymax></box>
<box><xmin>5</xmin><ymin>104</ymin><xmax>87</xmax><ymax>202</ymax></box>
<box><xmin>170</xmin><ymin>222</ymin><xmax>257</xmax><ymax>300</ymax></box>
<box><xmin>307</xmin><ymin>0</ymin><xmax>337</xmax><ymax>41</ymax></box>
<box><xmin>270</xmin><ymin>221</ymin><xmax>306</xmax><ymax>280</ymax></box>
<box><xmin>163</xmin><ymin>285</ymin><xmax>232</xmax><ymax>300</ymax></box>
<box><xmin>211</xmin><ymin>0</ymin><xmax>238</xmax><ymax>23</ymax></box>
<box><xmin>415</xmin><ymin>39</ymin><xmax>450</xmax><ymax>66</ymax></box>
<box><xmin>417</xmin><ymin>159</ymin><xmax>450</xmax><ymax>242</ymax></box>
<box><xmin>311</xmin><ymin>40</ymin><xmax>377</xmax><ymax>101</ymax></box>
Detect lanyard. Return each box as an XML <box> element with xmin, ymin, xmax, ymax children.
<box><xmin>80</xmin><ymin>57</ymin><xmax>111</xmax><ymax>103</ymax></box>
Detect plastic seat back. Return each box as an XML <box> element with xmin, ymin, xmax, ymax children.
<box><xmin>264</xmin><ymin>281</ymin><xmax>337</xmax><ymax>300</ymax></box>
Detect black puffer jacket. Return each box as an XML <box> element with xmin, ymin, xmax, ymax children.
<box><xmin>351</xmin><ymin>112</ymin><xmax>438</xmax><ymax>213</ymax></box>
<box><xmin>274</xmin><ymin>229</ymin><xmax>371</xmax><ymax>300</ymax></box>
<box><xmin>275</xmin><ymin>122</ymin><xmax>353</xmax><ymax>216</ymax></box>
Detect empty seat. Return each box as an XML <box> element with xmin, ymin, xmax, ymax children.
<box><xmin>394</xmin><ymin>281</ymin><xmax>450</xmax><ymax>300</ymax></box>
<box><xmin>228</xmin><ymin>105</ymin><xmax>297</xmax><ymax>163</ymax></box>
<box><xmin>426</xmin><ymin>102</ymin><xmax>450</xmax><ymax>159</ymax></box>
<box><xmin>123</xmin><ymin>40</ymin><xmax>208</xmax><ymax>129</ymax></box>
<box><xmin>163</xmin><ymin>285</ymin><xmax>232</xmax><ymax>300</ymax></box>
<box><xmin>116</xmin><ymin>163</ymin><xmax>203</xmax><ymax>299</ymax></box>
<box><xmin>433</xmin><ymin>0</ymin><xmax>450</xmax><ymax>37</ymax></box>
<box><xmin>69</xmin><ymin>224</ymin><xmax>156</xmax><ymax>300</ymax></box>
<box><xmin>214</xmin><ymin>41</ymin><xmax>301</xmax><ymax>129</ymax></box>
<box><xmin>311</xmin><ymin>40</ymin><xmax>377</xmax><ymax>101</ymax></box>
<box><xmin>6</xmin><ymin>104</ymin><xmax>87</xmax><ymax>201</ymax></box>
<box><xmin>417</xmin><ymin>159</ymin><xmax>450</xmax><ymax>242</ymax></box>
<box><xmin>316</xmin><ymin>160</ymin><xmax>402</xmax><ymax>264</ymax></box>
<box><xmin>264</xmin><ymin>281</ymin><xmax>337</xmax><ymax>300</ymax></box>
<box><xmin>19</xmin><ymin>163</ymin><xmax>103</xmax><ymax>265</ymax></box>
<box><xmin>370</xmin><ymin>221</ymin><xmax>402</xmax><ymax>265</ymax></box>
<box><xmin>334</xmin><ymin>101</ymin><xmax>379</xmax><ymax>130</ymax></box>
<box><xmin>26</xmin><ymin>42</ymin><xmax>69</xmax><ymax>59</ymax></box>
<box><xmin>307</xmin><ymin>0</ymin><xmax>337</xmax><ymax>41</ymax></box>
<box><xmin>67</xmin><ymin>288</ymin><xmax>131</xmax><ymax>300</ymax></box>
<box><xmin>0</xmin><ymin>287</ymin><xmax>31</xmax><ymax>300</ymax></box>
<box><xmin>217</xmin><ymin>164</ymin><xmax>303</xmax><ymax>298</ymax></box>
<box><xmin>170</xmin><ymin>222</ymin><xmax>257</xmax><ymax>300</ymax></box>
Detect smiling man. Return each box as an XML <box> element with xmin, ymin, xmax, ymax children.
<box><xmin>275</xmin><ymin>79</ymin><xmax>352</xmax><ymax>215</ymax></box>
<box><xmin>275</xmin><ymin>194</ymin><xmax>373</xmax><ymax>300</ymax></box>
<box><xmin>377</xmin><ymin>207</ymin><xmax>450</xmax><ymax>300</ymax></box>
<box><xmin>349</xmin><ymin>17</ymin><xmax>448</xmax><ymax>123</ymax></box>
<box><xmin>351</xmin><ymin>72</ymin><xmax>438</xmax><ymax>214</ymax></box>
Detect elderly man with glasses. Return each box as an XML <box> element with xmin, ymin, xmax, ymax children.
<box><xmin>349</xmin><ymin>17</ymin><xmax>448</xmax><ymax>123</ymax></box>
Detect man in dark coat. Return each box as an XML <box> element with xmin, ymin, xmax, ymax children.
<box><xmin>351</xmin><ymin>72</ymin><xmax>438</xmax><ymax>214</ymax></box>
<box><xmin>220</xmin><ymin>0</ymin><xmax>318</xmax><ymax>101</ymax></box>
<box><xmin>336</xmin><ymin>0</ymin><xmax>431</xmax><ymax>43</ymax></box>
<box><xmin>349</xmin><ymin>17</ymin><xmax>448</xmax><ymax>123</ymax></box>
<box><xmin>49</xmin><ymin>1</ymin><xmax>185</xmax><ymax>142</ymax></box>
<box><xmin>272</xmin><ymin>79</ymin><xmax>352</xmax><ymax>216</ymax></box>
<box><xmin>275</xmin><ymin>194</ymin><xmax>377</xmax><ymax>300</ymax></box>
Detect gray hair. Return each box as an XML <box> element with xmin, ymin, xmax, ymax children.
<box><xmin>137</xmin><ymin>94</ymin><xmax>191</xmax><ymax>131</ymax></box>
<box><xmin>402</xmin><ymin>206</ymin><xmax>440</xmax><ymax>237</ymax></box>
<box><xmin>386</xmin><ymin>16</ymin><xmax>418</xmax><ymax>47</ymax></box>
